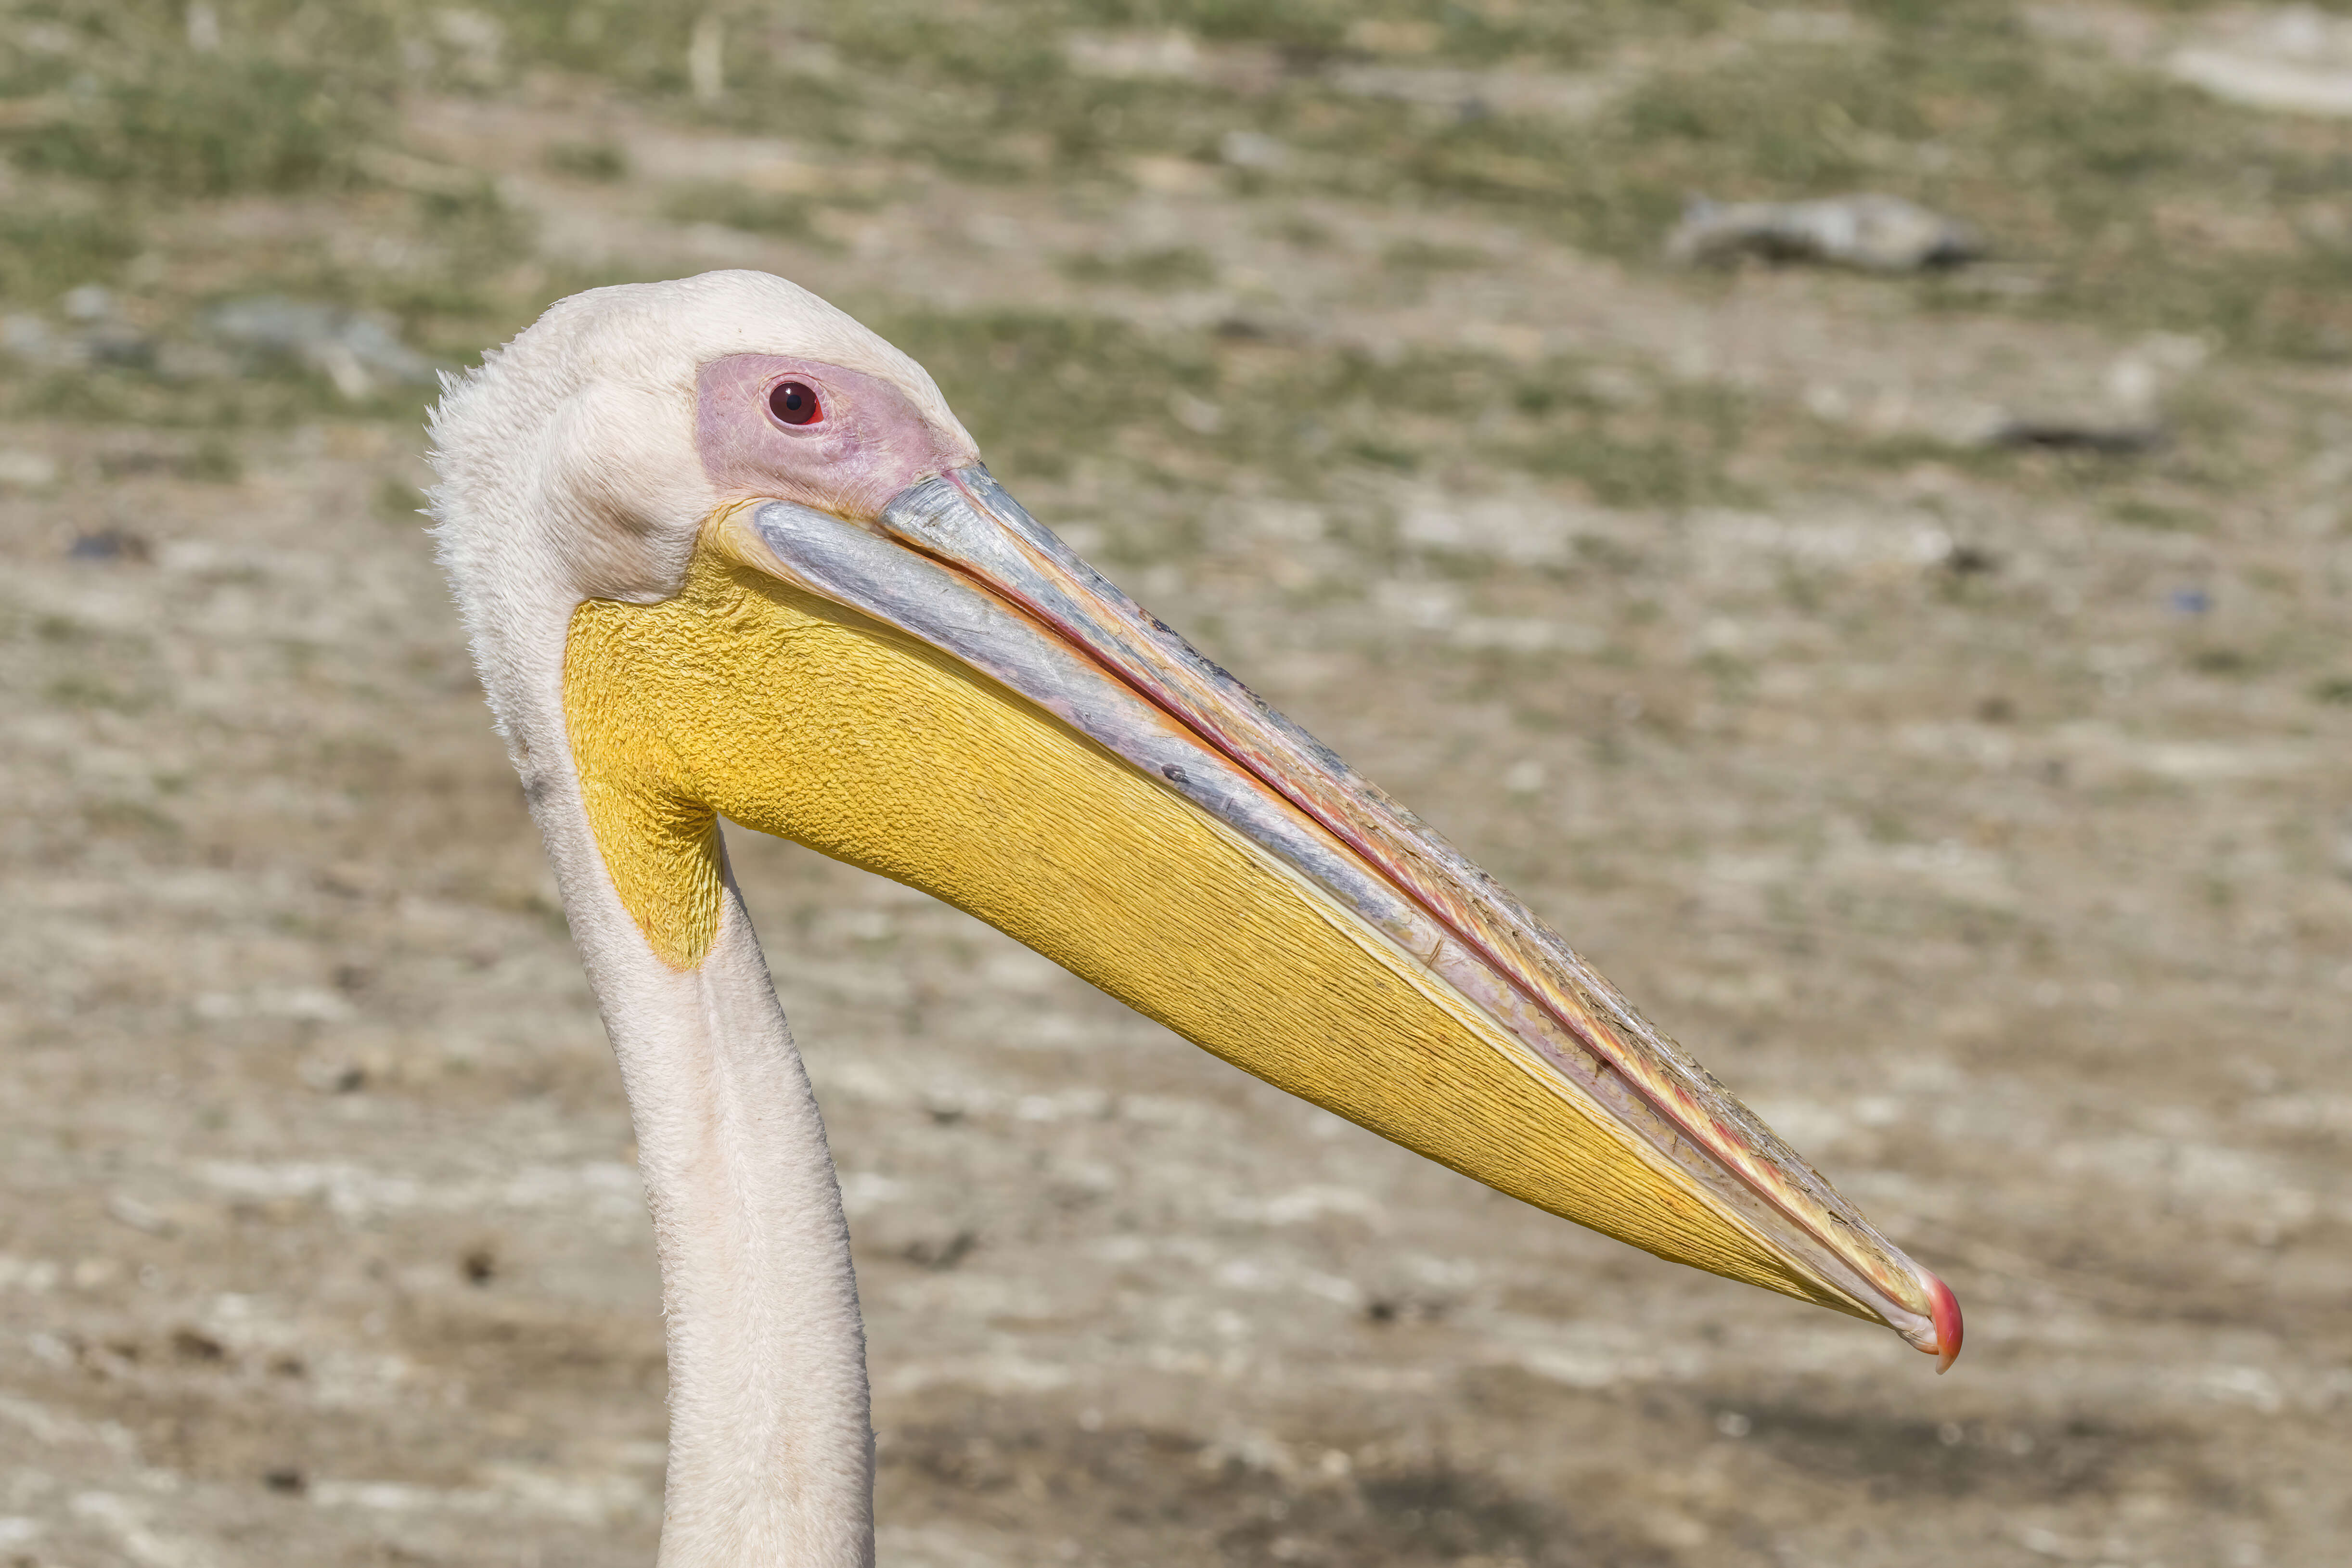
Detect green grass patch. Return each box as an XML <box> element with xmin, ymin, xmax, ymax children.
<box><xmin>835</xmin><ymin>309</ymin><xmax>1755</xmax><ymax>506</ymax></box>
<box><xmin>0</xmin><ymin>208</ymin><xmax>139</xmax><ymax>306</ymax></box>
<box><xmin>1381</xmin><ymin>239</ymin><xmax>1490</xmax><ymax>274</ymax></box>
<box><xmin>82</xmin><ymin>798</ymin><xmax>180</xmax><ymax>838</ymax></box>
<box><xmin>1260</xmin><ymin>213</ymin><xmax>1335</xmax><ymax>249</ymax></box>
<box><xmin>662</xmin><ymin>184</ymin><xmax>830</xmax><ymax>243</ymax></box>
<box><xmin>182</xmin><ymin>436</ymin><xmax>242</xmax><ymax>483</ymax></box>
<box><xmin>375</xmin><ymin>475</ymin><xmax>429</xmax><ymax>525</ymax></box>
<box><xmin>867</xmin><ymin>308</ymin><xmax>1216</xmax><ymax>480</ymax></box>
<box><xmin>0</xmin><ymin>362</ymin><xmax>433</xmax><ymax>430</ymax></box>
<box><xmin>545</xmin><ymin>140</ymin><xmax>630</xmax><ymax>181</ymax></box>
<box><xmin>1061</xmin><ymin>245</ymin><xmax>1219</xmax><ymax>290</ymax></box>
<box><xmin>2108</xmin><ymin>498</ymin><xmax>2211</xmax><ymax>533</ymax></box>
<box><xmin>1485</xmin><ymin>380</ymin><xmax>1752</xmax><ymax>508</ymax></box>
<box><xmin>1239</xmin><ymin>4</ymin><xmax>2352</xmax><ymax>361</ymax></box>
<box><xmin>45</xmin><ymin>673</ymin><xmax>146</xmax><ymax>712</ymax></box>
<box><xmin>12</xmin><ymin>55</ymin><xmax>384</xmax><ymax>195</ymax></box>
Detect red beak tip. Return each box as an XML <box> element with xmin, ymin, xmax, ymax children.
<box><xmin>1925</xmin><ymin>1272</ymin><xmax>1964</xmax><ymax>1374</ymax></box>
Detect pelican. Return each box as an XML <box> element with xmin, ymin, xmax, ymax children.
<box><xmin>427</xmin><ymin>270</ymin><xmax>1960</xmax><ymax>1567</ymax></box>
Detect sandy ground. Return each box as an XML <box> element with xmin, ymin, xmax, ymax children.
<box><xmin>5</xmin><ymin>6</ymin><xmax>2352</xmax><ymax>1566</ymax></box>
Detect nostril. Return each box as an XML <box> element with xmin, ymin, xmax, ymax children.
<box><xmin>768</xmin><ymin>380</ymin><xmax>823</xmax><ymax>426</ymax></box>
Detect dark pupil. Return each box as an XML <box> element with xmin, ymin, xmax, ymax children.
<box><xmin>769</xmin><ymin>381</ymin><xmax>818</xmax><ymax>424</ymax></box>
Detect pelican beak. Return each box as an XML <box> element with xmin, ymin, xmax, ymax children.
<box><xmin>561</xmin><ymin>466</ymin><xmax>1961</xmax><ymax>1373</ymax></box>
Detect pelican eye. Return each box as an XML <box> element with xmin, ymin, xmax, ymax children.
<box><xmin>768</xmin><ymin>380</ymin><xmax>823</xmax><ymax>426</ymax></box>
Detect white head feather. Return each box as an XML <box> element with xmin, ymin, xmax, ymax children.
<box><xmin>426</xmin><ymin>270</ymin><xmax>971</xmax><ymax>754</ymax></box>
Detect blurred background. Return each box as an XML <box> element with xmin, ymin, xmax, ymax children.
<box><xmin>4</xmin><ymin>1</ymin><xmax>2350</xmax><ymax>1564</ymax></box>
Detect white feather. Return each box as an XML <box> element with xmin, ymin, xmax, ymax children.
<box><xmin>425</xmin><ymin>272</ymin><xmax>947</xmax><ymax>1567</ymax></box>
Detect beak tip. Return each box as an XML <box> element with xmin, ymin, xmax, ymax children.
<box><xmin>1925</xmin><ymin>1270</ymin><xmax>1963</xmax><ymax>1374</ymax></box>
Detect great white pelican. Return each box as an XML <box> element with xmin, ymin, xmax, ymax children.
<box><xmin>426</xmin><ymin>270</ymin><xmax>1959</xmax><ymax>1567</ymax></box>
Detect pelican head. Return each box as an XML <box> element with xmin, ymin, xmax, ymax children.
<box><xmin>429</xmin><ymin>270</ymin><xmax>1958</xmax><ymax>1566</ymax></box>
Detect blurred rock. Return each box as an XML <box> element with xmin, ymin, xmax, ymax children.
<box><xmin>1667</xmin><ymin>193</ymin><xmax>1982</xmax><ymax>272</ymax></box>
<box><xmin>1061</xmin><ymin>28</ymin><xmax>1283</xmax><ymax>94</ymax></box>
<box><xmin>205</xmin><ymin>297</ymin><xmax>438</xmax><ymax>399</ymax></box>
<box><xmin>1218</xmin><ymin>129</ymin><xmax>1289</xmax><ymax>170</ymax></box>
<box><xmin>61</xmin><ymin>284</ymin><xmax>114</xmax><ymax>321</ymax></box>
<box><xmin>1325</xmin><ymin>62</ymin><xmax>1611</xmax><ymax>121</ymax></box>
<box><xmin>3</xmin><ymin>290</ymin><xmax>152</xmax><ymax>371</ymax></box>
<box><xmin>1986</xmin><ymin>416</ymin><xmax>2164</xmax><ymax>454</ymax></box>
<box><xmin>1960</xmin><ymin>332</ymin><xmax>2204</xmax><ymax>455</ymax></box>
<box><xmin>434</xmin><ymin>8</ymin><xmax>507</xmax><ymax>86</ymax></box>
<box><xmin>2170</xmin><ymin>5</ymin><xmax>2352</xmax><ymax>116</ymax></box>
<box><xmin>0</xmin><ymin>450</ymin><xmax>58</xmax><ymax>487</ymax></box>
<box><xmin>84</xmin><ymin>323</ymin><xmax>154</xmax><ymax>370</ymax></box>
<box><xmin>68</xmin><ymin>529</ymin><xmax>152</xmax><ymax>563</ymax></box>
<box><xmin>1</xmin><ymin>313</ymin><xmax>52</xmax><ymax>357</ymax></box>
<box><xmin>105</xmin><ymin>1193</ymin><xmax>175</xmax><ymax>1236</ymax></box>
<box><xmin>1066</xmin><ymin>29</ymin><xmax>1202</xmax><ymax>80</ymax></box>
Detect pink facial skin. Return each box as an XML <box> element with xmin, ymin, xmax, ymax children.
<box><xmin>694</xmin><ymin>354</ymin><xmax>977</xmax><ymax>523</ymax></box>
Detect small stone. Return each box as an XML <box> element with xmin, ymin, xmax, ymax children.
<box><xmin>0</xmin><ymin>450</ymin><xmax>57</xmax><ymax>487</ymax></box>
<box><xmin>1219</xmin><ymin>130</ymin><xmax>1289</xmax><ymax>170</ymax></box>
<box><xmin>205</xmin><ymin>296</ymin><xmax>439</xmax><ymax>397</ymax></box>
<box><xmin>61</xmin><ymin>283</ymin><xmax>114</xmax><ymax>321</ymax></box>
<box><xmin>69</xmin><ymin>530</ymin><xmax>151</xmax><ymax>563</ymax></box>
<box><xmin>1668</xmin><ymin>193</ymin><xmax>1981</xmax><ymax>272</ymax></box>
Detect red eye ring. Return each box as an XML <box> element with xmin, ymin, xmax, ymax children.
<box><xmin>768</xmin><ymin>379</ymin><xmax>822</xmax><ymax>426</ymax></box>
